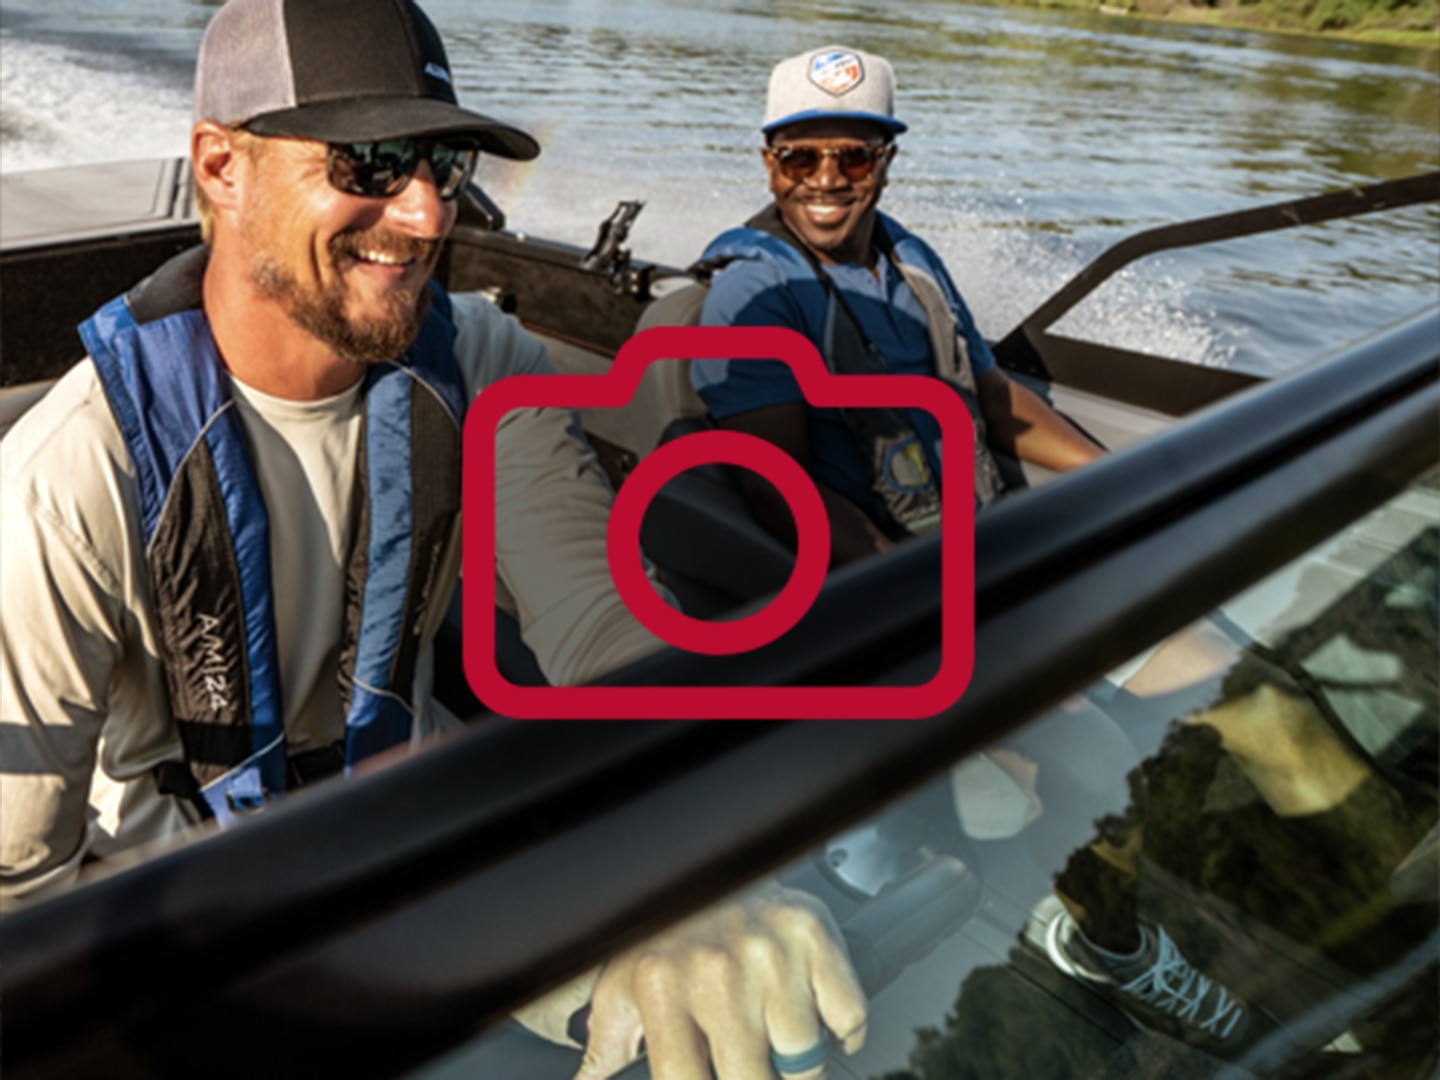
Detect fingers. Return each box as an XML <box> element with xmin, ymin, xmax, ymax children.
<box><xmin>792</xmin><ymin>902</ymin><xmax>868</xmax><ymax>1058</ymax></box>
<box><xmin>762</xmin><ymin>995</ymin><xmax>827</xmax><ymax>1080</ymax></box>
<box><xmin>632</xmin><ymin>949</ymin><xmax>723</xmax><ymax>1080</ymax></box>
<box><xmin>757</xmin><ymin>902</ymin><xmax>831</xmax><ymax>1075</ymax></box>
<box><xmin>578</xmin><ymin>944</ymin><xmax>718</xmax><ymax>1080</ymax></box>
<box><xmin>576</xmin><ymin>888</ymin><xmax>869</xmax><ymax>1080</ymax></box>
<box><xmin>768</xmin><ymin>1030</ymin><xmax>830</xmax><ymax>1080</ymax></box>
<box><xmin>572</xmin><ymin>977</ymin><xmax>644</xmax><ymax>1080</ymax></box>
<box><xmin>686</xmin><ymin>930</ymin><xmax>793</xmax><ymax>1080</ymax></box>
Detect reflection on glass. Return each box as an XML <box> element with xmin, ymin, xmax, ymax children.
<box><xmin>419</xmin><ymin>478</ymin><xmax>1437</xmax><ymax>1079</ymax></box>
<box><xmin>895</xmin><ymin>482</ymin><xmax>1438</xmax><ymax>1079</ymax></box>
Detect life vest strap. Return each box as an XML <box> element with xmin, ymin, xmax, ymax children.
<box><xmin>153</xmin><ymin>760</ymin><xmax>215</xmax><ymax>821</ymax></box>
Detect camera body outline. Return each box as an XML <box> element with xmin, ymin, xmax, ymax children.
<box><xmin>463</xmin><ymin>325</ymin><xmax>975</xmax><ymax>720</ymax></box>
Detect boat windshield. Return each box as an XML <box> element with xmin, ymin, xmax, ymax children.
<box><xmin>418</xmin><ymin>470</ymin><xmax>1439</xmax><ymax>1079</ymax></box>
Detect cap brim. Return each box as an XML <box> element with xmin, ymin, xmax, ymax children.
<box><xmin>761</xmin><ymin>109</ymin><xmax>907</xmax><ymax>136</ymax></box>
<box><xmin>245</xmin><ymin>98</ymin><xmax>540</xmax><ymax>160</ymax></box>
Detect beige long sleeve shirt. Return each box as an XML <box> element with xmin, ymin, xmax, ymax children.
<box><xmin>0</xmin><ymin>291</ymin><xmax>667</xmax><ymax>910</ymax></box>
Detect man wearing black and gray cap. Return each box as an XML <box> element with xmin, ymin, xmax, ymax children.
<box><xmin>0</xmin><ymin>2</ymin><xmax>862</xmax><ymax>1071</ymax></box>
<box><xmin>691</xmin><ymin>46</ymin><xmax>1104</xmax><ymax>563</ymax></box>
<box><xmin>2</xmin><ymin>0</ymin><xmax>632</xmax><ymax>888</ymax></box>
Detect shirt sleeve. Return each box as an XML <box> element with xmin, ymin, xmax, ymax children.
<box><xmin>1</xmin><ymin>424</ymin><xmax>123</xmax><ymax>910</ymax></box>
<box><xmin>449</xmin><ymin>293</ymin><xmax>673</xmax><ymax>688</ymax></box>
<box><xmin>690</xmin><ymin>259</ymin><xmax>808</xmax><ymax>419</ymax></box>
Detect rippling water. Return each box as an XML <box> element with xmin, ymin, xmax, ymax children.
<box><xmin>2</xmin><ymin>0</ymin><xmax>1436</xmax><ymax>373</ymax></box>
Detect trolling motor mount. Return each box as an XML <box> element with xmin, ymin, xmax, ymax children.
<box><xmin>580</xmin><ymin>200</ymin><xmax>652</xmax><ymax>300</ymax></box>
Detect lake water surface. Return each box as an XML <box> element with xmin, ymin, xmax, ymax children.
<box><xmin>2</xmin><ymin>0</ymin><xmax>1436</xmax><ymax>373</ymax></box>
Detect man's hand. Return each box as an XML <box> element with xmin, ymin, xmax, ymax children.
<box><xmin>574</xmin><ymin>883</ymin><xmax>868</xmax><ymax>1080</ymax></box>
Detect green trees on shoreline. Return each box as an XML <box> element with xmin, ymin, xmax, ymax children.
<box><xmin>991</xmin><ymin>0</ymin><xmax>1439</xmax><ymax>46</ymax></box>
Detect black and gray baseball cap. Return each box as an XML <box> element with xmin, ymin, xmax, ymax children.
<box><xmin>194</xmin><ymin>0</ymin><xmax>539</xmax><ymax>160</ymax></box>
<box><xmin>762</xmin><ymin>46</ymin><xmax>907</xmax><ymax>137</ymax></box>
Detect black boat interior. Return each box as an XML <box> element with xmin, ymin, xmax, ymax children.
<box><xmin>1</xmin><ymin>162</ymin><xmax>1437</xmax><ymax>1080</ymax></box>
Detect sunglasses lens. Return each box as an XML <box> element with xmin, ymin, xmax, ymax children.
<box><xmin>776</xmin><ymin>147</ymin><xmax>820</xmax><ymax>182</ymax></box>
<box><xmin>774</xmin><ymin>145</ymin><xmax>883</xmax><ymax>183</ymax></box>
<box><xmin>838</xmin><ymin>147</ymin><xmax>880</xmax><ymax>181</ymax></box>
<box><xmin>430</xmin><ymin>143</ymin><xmax>480</xmax><ymax>200</ymax></box>
<box><xmin>328</xmin><ymin>141</ymin><xmax>414</xmax><ymax>198</ymax></box>
<box><xmin>327</xmin><ymin>140</ymin><xmax>479</xmax><ymax>201</ymax></box>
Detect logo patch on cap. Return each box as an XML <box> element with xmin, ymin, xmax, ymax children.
<box><xmin>424</xmin><ymin>61</ymin><xmax>453</xmax><ymax>87</ymax></box>
<box><xmin>808</xmin><ymin>51</ymin><xmax>864</xmax><ymax>97</ymax></box>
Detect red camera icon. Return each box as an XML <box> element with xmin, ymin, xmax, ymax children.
<box><xmin>463</xmin><ymin>326</ymin><xmax>974</xmax><ymax>720</ymax></box>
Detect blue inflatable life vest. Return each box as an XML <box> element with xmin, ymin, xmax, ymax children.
<box><xmin>80</xmin><ymin>247</ymin><xmax>466</xmax><ymax>824</ymax></box>
<box><xmin>698</xmin><ymin>206</ymin><xmax>1005</xmax><ymax>523</ymax></box>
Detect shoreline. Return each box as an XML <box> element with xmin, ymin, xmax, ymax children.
<box><xmin>977</xmin><ymin>0</ymin><xmax>1440</xmax><ymax>49</ymax></box>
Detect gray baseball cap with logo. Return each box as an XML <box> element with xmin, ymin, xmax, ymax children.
<box><xmin>762</xmin><ymin>45</ymin><xmax>907</xmax><ymax>137</ymax></box>
<box><xmin>194</xmin><ymin>0</ymin><xmax>539</xmax><ymax>160</ymax></box>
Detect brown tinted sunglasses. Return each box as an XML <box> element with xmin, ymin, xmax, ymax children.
<box><xmin>768</xmin><ymin>143</ymin><xmax>891</xmax><ymax>183</ymax></box>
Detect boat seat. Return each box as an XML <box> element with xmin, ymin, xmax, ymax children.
<box><xmin>613</xmin><ymin>280</ymin><xmax>712</xmax><ymax>459</ymax></box>
<box><xmin>536</xmin><ymin>283</ymin><xmax>710</xmax><ymax>464</ymax></box>
<box><xmin>624</xmin><ymin>281</ymin><xmax>800</xmax><ymax>615</ymax></box>
<box><xmin>637</xmin><ymin>278</ymin><xmax>708</xmax><ymax>331</ymax></box>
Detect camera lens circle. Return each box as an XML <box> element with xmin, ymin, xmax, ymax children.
<box><xmin>607</xmin><ymin>430</ymin><xmax>831</xmax><ymax>655</ymax></box>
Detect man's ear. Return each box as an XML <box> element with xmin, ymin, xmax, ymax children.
<box><xmin>762</xmin><ymin>145</ymin><xmax>784</xmax><ymax>196</ymax></box>
<box><xmin>192</xmin><ymin>121</ymin><xmax>248</xmax><ymax>220</ymax></box>
<box><xmin>874</xmin><ymin>141</ymin><xmax>898</xmax><ymax>189</ymax></box>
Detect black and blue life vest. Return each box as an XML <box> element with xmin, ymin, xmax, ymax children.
<box><xmin>697</xmin><ymin>206</ymin><xmax>1005</xmax><ymax>533</ymax></box>
<box><xmin>79</xmin><ymin>247</ymin><xmax>466</xmax><ymax>825</ymax></box>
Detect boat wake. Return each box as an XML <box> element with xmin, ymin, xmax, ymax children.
<box><xmin>0</xmin><ymin>27</ymin><xmax>1236</xmax><ymax>371</ymax></box>
<box><xmin>0</xmin><ymin>34</ymin><xmax>189</xmax><ymax>172</ymax></box>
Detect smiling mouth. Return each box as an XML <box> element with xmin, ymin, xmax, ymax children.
<box><xmin>334</xmin><ymin>233</ymin><xmax>439</xmax><ymax>273</ymax></box>
<box><xmin>800</xmin><ymin>200</ymin><xmax>855</xmax><ymax>224</ymax></box>
<box><xmin>354</xmin><ymin>248</ymin><xmax>413</xmax><ymax>267</ymax></box>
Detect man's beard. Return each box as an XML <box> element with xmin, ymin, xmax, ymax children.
<box><xmin>252</xmin><ymin>230</ymin><xmax>436</xmax><ymax>365</ymax></box>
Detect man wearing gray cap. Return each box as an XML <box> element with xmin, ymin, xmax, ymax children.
<box><xmin>2</xmin><ymin>0</ymin><xmax>646</xmax><ymax>890</ymax></box>
<box><xmin>0</xmin><ymin>1</ymin><xmax>863</xmax><ymax>1072</ymax></box>
<box><xmin>691</xmin><ymin>47</ymin><xmax>1104</xmax><ymax>563</ymax></box>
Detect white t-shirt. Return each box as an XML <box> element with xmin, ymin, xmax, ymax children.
<box><xmin>0</xmin><ymin>292</ymin><xmax>667</xmax><ymax>908</ymax></box>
